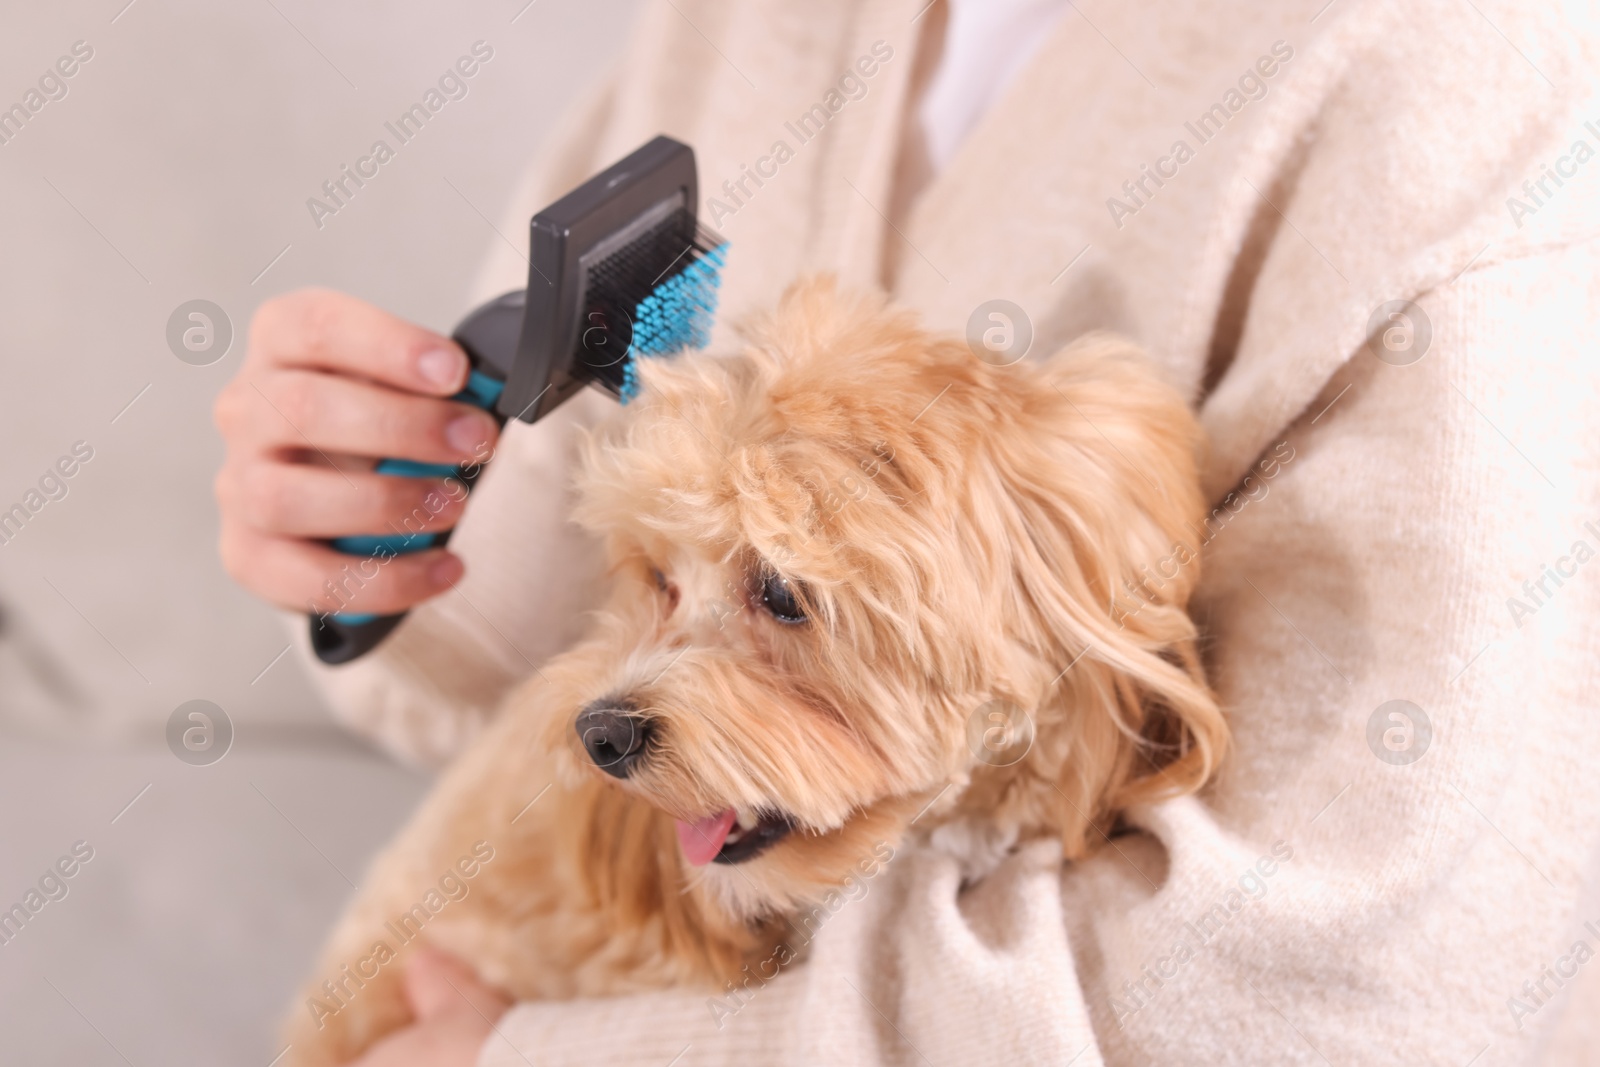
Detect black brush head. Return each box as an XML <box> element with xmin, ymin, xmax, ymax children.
<box><xmin>495</xmin><ymin>136</ymin><xmax>724</xmax><ymax>424</ymax></box>
<box><xmin>578</xmin><ymin>208</ymin><xmax>725</xmax><ymax>399</ymax></box>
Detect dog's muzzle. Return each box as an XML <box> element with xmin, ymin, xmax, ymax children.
<box><xmin>575</xmin><ymin>701</ymin><xmax>652</xmax><ymax>778</ymax></box>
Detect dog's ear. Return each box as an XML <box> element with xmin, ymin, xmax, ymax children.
<box><xmin>950</xmin><ymin>334</ymin><xmax>1227</xmax><ymax>858</ymax></box>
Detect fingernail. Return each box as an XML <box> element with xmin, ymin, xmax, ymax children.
<box><xmin>418</xmin><ymin>347</ymin><xmax>464</xmax><ymax>389</ymax></box>
<box><xmin>446</xmin><ymin>414</ymin><xmax>493</xmax><ymax>454</ymax></box>
<box><xmin>431</xmin><ymin>555</ymin><xmax>464</xmax><ymax>587</ymax></box>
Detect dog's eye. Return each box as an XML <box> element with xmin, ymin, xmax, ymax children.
<box><xmin>649</xmin><ymin>567</ymin><xmax>679</xmax><ymax>612</ymax></box>
<box><xmin>760</xmin><ymin>573</ymin><xmax>806</xmax><ymax>624</ymax></box>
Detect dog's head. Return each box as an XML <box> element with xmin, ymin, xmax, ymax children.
<box><xmin>544</xmin><ymin>276</ymin><xmax>1224</xmax><ymax>923</ymax></box>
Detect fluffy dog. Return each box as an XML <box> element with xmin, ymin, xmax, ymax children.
<box><xmin>283</xmin><ymin>276</ymin><xmax>1225</xmax><ymax>1064</ymax></box>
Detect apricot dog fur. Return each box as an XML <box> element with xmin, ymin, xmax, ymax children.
<box><xmin>282</xmin><ymin>277</ymin><xmax>1225</xmax><ymax>1064</ymax></box>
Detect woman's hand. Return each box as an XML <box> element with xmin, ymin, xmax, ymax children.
<box><xmin>346</xmin><ymin>946</ymin><xmax>511</xmax><ymax>1067</ymax></box>
<box><xmin>213</xmin><ymin>289</ymin><xmax>501</xmax><ymax>618</ymax></box>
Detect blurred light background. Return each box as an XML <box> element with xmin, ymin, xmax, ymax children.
<box><xmin>0</xmin><ymin>0</ymin><xmax>639</xmax><ymax>1060</ymax></box>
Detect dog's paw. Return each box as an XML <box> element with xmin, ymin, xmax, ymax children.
<box><xmin>927</xmin><ymin>816</ymin><xmax>1021</xmax><ymax>885</ymax></box>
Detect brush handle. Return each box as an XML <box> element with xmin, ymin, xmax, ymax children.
<box><xmin>308</xmin><ymin>294</ymin><xmax>522</xmax><ymax>665</ymax></box>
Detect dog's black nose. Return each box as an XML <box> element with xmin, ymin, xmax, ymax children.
<box><xmin>575</xmin><ymin>702</ymin><xmax>651</xmax><ymax>778</ymax></box>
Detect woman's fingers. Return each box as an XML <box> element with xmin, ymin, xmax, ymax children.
<box><xmin>249</xmin><ymin>288</ymin><xmax>471</xmax><ymax>397</ymax></box>
<box><xmin>218</xmin><ymin>521</ymin><xmax>463</xmax><ymax>616</ymax></box>
<box><xmin>215</xmin><ymin>290</ymin><xmax>496</xmax><ymax>620</ymax></box>
<box><xmin>403</xmin><ymin>945</ymin><xmax>511</xmax><ymax>1022</ymax></box>
<box><xmin>216</xmin><ymin>460</ymin><xmax>467</xmax><ymax>540</ymax></box>
<box><xmin>343</xmin><ymin>950</ymin><xmax>509</xmax><ymax>1066</ymax></box>
<box><xmin>216</xmin><ymin>371</ymin><xmax>498</xmax><ymax>465</ymax></box>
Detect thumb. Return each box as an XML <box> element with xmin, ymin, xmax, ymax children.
<box><xmin>403</xmin><ymin>944</ymin><xmax>511</xmax><ymax>1022</ymax></box>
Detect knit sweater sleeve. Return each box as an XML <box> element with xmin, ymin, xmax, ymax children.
<box><xmin>477</xmin><ymin>840</ymin><xmax>1105</xmax><ymax>1067</ymax></box>
<box><xmin>1069</xmin><ymin>241</ymin><xmax>1600</xmax><ymax>1064</ymax></box>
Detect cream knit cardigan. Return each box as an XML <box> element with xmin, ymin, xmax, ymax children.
<box><xmin>292</xmin><ymin>1</ymin><xmax>1600</xmax><ymax>1063</ymax></box>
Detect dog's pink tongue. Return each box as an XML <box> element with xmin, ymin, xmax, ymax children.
<box><xmin>677</xmin><ymin>808</ymin><xmax>737</xmax><ymax>866</ymax></box>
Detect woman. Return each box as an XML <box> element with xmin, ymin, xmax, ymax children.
<box><xmin>213</xmin><ymin>0</ymin><xmax>1600</xmax><ymax>1062</ymax></box>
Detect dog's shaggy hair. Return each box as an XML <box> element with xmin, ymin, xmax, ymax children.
<box><xmin>283</xmin><ymin>277</ymin><xmax>1225</xmax><ymax>1064</ymax></box>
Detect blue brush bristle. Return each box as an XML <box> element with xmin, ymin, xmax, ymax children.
<box><xmin>620</xmin><ymin>241</ymin><xmax>728</xmax><ymax>402</ymax></box>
